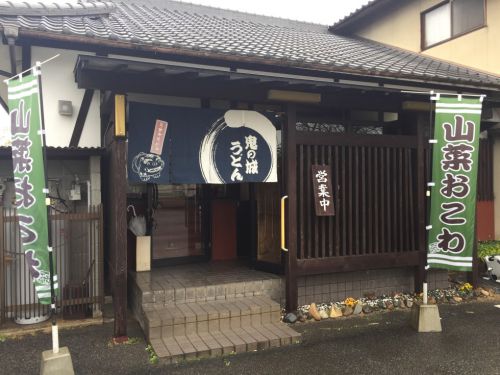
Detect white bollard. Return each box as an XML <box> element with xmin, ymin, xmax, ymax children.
<box><xmin>423</xmin><ymin>282</ymin><xmax>428</xmax><ymax>305</ymax></box>
<box><xmin>52</xmin><ymin>324</ymin><xmax>59</xmax><ymax>354</ymax></box>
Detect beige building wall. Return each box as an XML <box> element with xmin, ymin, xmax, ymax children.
<box><xmin>354</xmin><ymin>0</ymin><xmax>500</xmax><ymax>75</ymax></box>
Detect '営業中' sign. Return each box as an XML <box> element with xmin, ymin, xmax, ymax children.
<box><xmin>427</xmin><ymin>96</ymin><xmax>483</xmax><ymax>272</ymax></box>
<box><xmin>311</xmin><ymin>165</ymin><xmax>335</xmax><ymax>216</ymax></box>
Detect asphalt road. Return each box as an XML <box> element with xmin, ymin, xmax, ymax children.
<box><xmin>1</xmin><ymin>298</ymin><xmax>499</xmax><ymax>375</ymax></box>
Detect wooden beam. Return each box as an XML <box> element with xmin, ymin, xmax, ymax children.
<box><xmin>168</xmin><ymin>71</ymin><xmax>199</xmax><ymax>80</ymax></box>
<box><xmin>100</xmin><ymin>90</ymin><xmax>114</xmax><ymax>116</ymax></box>
<box><xmin>112</xmin><ymin>64</ymin><xmax>128</xmax><ymax>72</ymax></box>
<box><xmin>284</xmin><ymin>103</ymin><xmax>298</xmax><ymax>312</ymax></box>
<box><xmin>21</xmin><ymin>44</ymin><xmax>31</xmax><ymax>72</ymax></box>
<box><xmin>76</xmin><ymin>69</ymin><xmax>403</xmax><ymax>111</ymax></box>
<box><xmin>69</xmin><ymin>89</ymin><xmax>94</xmax><ymax>147</ymax></box>
<box><xmin>296</xmin><ymin>253</ymin><xmax>421</xmax><ymax>276</ymax></box>
<box><xmin>0</xmin><ymin>69</ymin><xmax>11</xmax><ymax>78</ymax></box>
<box><xmin>7</xmin><ymin>39</ymin><xmax>17</xmax><ymax>76</ymax></box>
<box><xmin>297</xmin><ymin>133</ymin><xmax>417</xmax><ymax>148</ymax></box>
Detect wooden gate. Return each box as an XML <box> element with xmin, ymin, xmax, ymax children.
<box><xmin>282</xmin><ymin>106</ymin><xmax>426</xmax><ymax>311</ymax></box>
<box><xmin>0</xmin><ymin>205</ymin><xmax>104</xmax><ymax>326</ymax></box>
<box><xmin>296</xmin><ymin>136</ymin><xmax>420</xmax><ymax>264</ymax></box>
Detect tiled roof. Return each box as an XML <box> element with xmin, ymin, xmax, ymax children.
<box><xmin>1</xmin><ymin>0</ymin><xmax>500</xmax><ymax>88</ymax></box>
<box><xmin>329</xmin><ymin>0</ymin><xmax>385</xmax><ymax>31</ymax></box>
<box><xmin>0</xmin><ymin>1</ymin><xmax>115</xmax><ymax>17</ymax></box>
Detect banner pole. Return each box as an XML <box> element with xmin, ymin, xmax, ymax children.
<box><xmin>422</xmin><ymin>95</ymin><xmax>435</xmax><ymax>304</ymax></box>
<box><xmin>34</xmin><ymin>61</ymin><xmax>59</xmax><ymax>354</ymax></box>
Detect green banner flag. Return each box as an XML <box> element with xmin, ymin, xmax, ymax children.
<box><xmin>427</xmin><ymin>96</ymin><xmax>483</xmax><ymax>271</ymax></box>
<box><xmin>7</xmin><ymin>74</ymin><xmax>57</xmax><ymax>304</ymax></box>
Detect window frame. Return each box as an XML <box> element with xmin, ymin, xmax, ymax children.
<box><xmin>421</xmin><ymin>0</ymin><xmax>487</xmax><ymax>50</ymax></box>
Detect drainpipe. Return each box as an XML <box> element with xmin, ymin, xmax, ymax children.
<box><xmin>3</xmin><ymin>26</ymin><xmax>19</xmax><ymax>75</ymax></box>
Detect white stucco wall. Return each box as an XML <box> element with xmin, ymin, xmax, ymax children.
<box><xmin>0</xmin><ymin>45</ymin><xmax>100</xmax><ymax>148</ymax></box>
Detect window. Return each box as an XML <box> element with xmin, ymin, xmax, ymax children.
<box><xmin>422</xmin><ymin>0</ymin><xmax>485</xmax><ymax>49</ymax></box>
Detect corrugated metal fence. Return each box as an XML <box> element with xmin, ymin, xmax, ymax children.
<box><xmin>0</xmin><ymin>205</ymin><xmax>103</xmax><ymax>326</ymax></box>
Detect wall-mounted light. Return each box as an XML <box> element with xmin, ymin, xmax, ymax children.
<box><xmin>58</xmin><ymin>100</ymin><xmax>73</xmax><ymax>116</ymax></box>
<box><xmin>267</xmin><ymin>89</ymin><xmax>321</xmax><ymax>104</ymax></box>
<box><xmin>114</xmin><ymin>94</ymin><xmax>126</xmax><ymax>137</ymax></box>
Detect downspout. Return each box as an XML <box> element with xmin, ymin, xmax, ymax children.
<box><xmin>4</xmin><ymin>26</ymin><xmax>19</xmax><ymax>75</ymax></box>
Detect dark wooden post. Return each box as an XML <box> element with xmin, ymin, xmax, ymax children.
<box><xmin>284</xmin><ymin>104</ymin><xmax>298</xmax><ymax>312</ymax></box>
<box><xmin>104</xmin><ymin>94</ymin><xmax>128</xmax><ymax>338</ymax></box>
<box><xmin>414</xmin><ymin>113</ymin><xmax>427</xmax><ymax>293</ymax></box>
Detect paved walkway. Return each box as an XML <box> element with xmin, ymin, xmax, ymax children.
<box><xmin>0</xmin><ymin>298</ymin><xmax>498</xmax><ymax>374</ymax></box>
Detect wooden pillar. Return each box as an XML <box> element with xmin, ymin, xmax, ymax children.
<box><xmin>414</xmin><ymin>113</ymin><xmax>427</xmax><ymax>293</ymax></box>
<box><xmin>284</xmin><ymin>104</ymin><xmax>298</xmax><ymax>312</ymax></box>
<box><xmin>105</xmin><ymin>94</ymin><xmax>128</xmax><ymax>338</ymax></box>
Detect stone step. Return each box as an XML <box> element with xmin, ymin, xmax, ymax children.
<box><xmin>144</xmin><ymin>295</ymin><xmax>282</xmax><ymax>341</ymax></box>
<box><xmin>136</xmin><ymin>276</ymin><xmax>283</xmax><ymax>308</ymax></box>
<box><xmin>149</xmin><ymin>323</ymin><xmax>301</xmax><ymax>364</ymax></box>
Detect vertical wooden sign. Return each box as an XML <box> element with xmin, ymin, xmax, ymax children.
<box><xmin>311</xmin><ymin>164</ymin><xmax>335</xmax><ymax>216</ymax></box>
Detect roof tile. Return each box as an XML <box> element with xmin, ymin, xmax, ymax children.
<box><xmin>0</xmin><ymin>0</ymin><xmax>499</xmax><ymax>88</ymax></box>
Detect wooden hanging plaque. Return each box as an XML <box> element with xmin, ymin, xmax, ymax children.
<box><xmin>311</xmin><ymin>164</ymin><xmax>335</xmax><ymax>216</ymax></box>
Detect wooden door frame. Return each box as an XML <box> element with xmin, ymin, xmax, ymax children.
<box><xmin>149</xmin><ymin>184</ymin><xmax>211</xmax><ymax>267</ymax></box>
<box><xmin>283</xmin><ymin>104</ymin><xmax>298</xmax><ymax>312</ymax></box>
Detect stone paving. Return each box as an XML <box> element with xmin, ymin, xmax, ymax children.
<box><xmin>129</xmin><ymin>262</ymin><xmax>299</xmax><ymax>363</ymax></box>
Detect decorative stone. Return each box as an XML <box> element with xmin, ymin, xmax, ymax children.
<box><xmin>319</xmin><ymin>309</ymin><xmax>329</xmax><ymax>320</ymax></box>
<box><xmin>473</xmin><ymin>288</ymin><xmax>483</xmax><ymax>297</ymax></box>
<box><xmin>452</xmin><ymin>296</ymin><xmax>462</xmax><ymax>303</ymax></box>
<box><xmin>363</xmin><ymin>292</ymin><xmax>376</xmax><ymax>300</ymax></box>
<box><xmin>353</xmin><ymin>302</ymin><xmax>363</xmax><ymax>315</ymax></box>
<box><xmin>428</xmin><ymin>296</ymin><xmax>436</xmax><ymax>305</ymax></box>
<box><xmin>297</xmin><ymin>312</ymin><xmax>307</xmax><ymax>322</ymax></box>
<box><xmin>284</xmin><ymin>313</ymin><xmax>297</xmax><ymax>324</ymax></box>
<box><xmin>329</xmin><ymin>306</ymin><xmax>343</xmax><ymax>318</ymax></box>
<box><xmin>309</xmin><ymin>303</ymin><xmax>321</xmax><ymax>321</ymax></box>
<box><xmin>393</xmin><ymin>299</ymin><xmax>400</xmax><ymax>308</ymax></box>
<box><xmin>481</xmin><ymin>289</ymin><xmax>490</xmax><ymax>297</ymax></box>
<box><xmin>405</xmin><ymin>298</ymin><xmax>413</xmax><ymax>308</ymax></box>
<box><xmin>386</xmin><ymin>301</ymin><xmax>394</xmax><ymax>310</ymax></box>
<box><xmin>362</xmin><ymin>304</ymin><xmax>372</xmax><ymax>314</ymax></box>
<box><xmin>343</xmin><ymin>306</ymin><xmax>353</xmax><ymax>316</ymax></box>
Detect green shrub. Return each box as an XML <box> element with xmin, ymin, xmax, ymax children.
<box><xmin>478</xmin><ymin>241</ymin><xmax>500</xmax><ymax>259</ymax></box>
